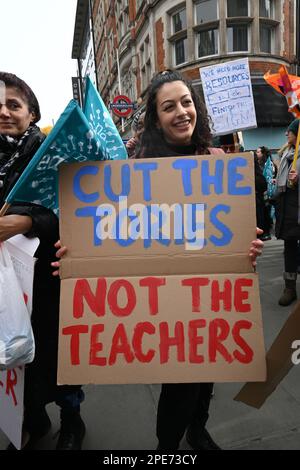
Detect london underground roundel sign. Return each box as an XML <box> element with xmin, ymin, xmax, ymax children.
<box><xmin>110</xmin><ymin>95</ymin><xmax>134</xmax><ymax>117</ymax></box>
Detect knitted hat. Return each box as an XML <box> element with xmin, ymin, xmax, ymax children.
<box><xmin>287</xmin><ymin>119</ymin><xmax>300</xmax><ymax>136</ymax></box>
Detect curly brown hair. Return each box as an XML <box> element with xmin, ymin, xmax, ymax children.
<box><xmin>137</xmin><ymin>70</ymin><xmax>212</xmax><ymax>158</ymax></box>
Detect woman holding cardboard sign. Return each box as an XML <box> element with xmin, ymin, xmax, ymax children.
<box><xmin>134</xmin><ymin>70</ymin><xmax>263</xmax><ymax>450</ymax></box>
<box><xmin>0</xmin><ymin>72</ymin><xmax>85</xmax><ymax>450</ymax></box>
<box><xmin>275</xmin><ymin>118</ymin><xmax>300</xmax><ymax>306</ymax></box>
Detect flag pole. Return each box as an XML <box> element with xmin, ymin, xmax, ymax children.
<box><xmin>0</xmin><ymin>202</ymin><xmax>11</xmax><ymax>217</ymax></box>
<box><xmin>292</xmin><ymin>123</ymin><xmax>300</xmax><ymax>171</ymax></box>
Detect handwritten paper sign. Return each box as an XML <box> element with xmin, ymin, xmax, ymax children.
<box><xmin>200</xmin><ymin>58</ymin><xmax>257</xmax><ymax>135</ymax></box>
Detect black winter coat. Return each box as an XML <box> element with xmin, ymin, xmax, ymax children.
<box><xmin>274</xmin><ymin>147</ymin><xmax>300</xmax><ymax>240</ymax></box>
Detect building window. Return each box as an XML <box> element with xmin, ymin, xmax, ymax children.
<box><xmin>140</xmin><ymin>44</ymin><xmax>145</xmax><ymax>67</ymax></box>
<box><xmin>116</xmin><ymin>2</ymin><xmax>129</xmax><ymax>42</ymax></box>
<box><xmin>170</xmin><ymin>7</ymin><xmax>188</xmax><ymax>66</ymax></box>
<box><xmin>227</xmin><ymin>24</ymin><xmax>248</xmax><ymax>52</ymax></box>
<box><xmin>195</xmin><ymin>0</ymin><xmax>218</xmax><ymax>24</ymax></box>
<box><xmin>140</xmin><ymin>36</ymin><xmax>152</xmax><ymax>90</ymax></box>
<box><xmin>174</xmin><ymin>37</ymin><xmax>187</xmax><ymax>65</ymax></box>
<box><xmin>259</xmin><ymin>0</ymin><xmax>277</xmax><ymax>53</ymax></box>
<box><xmin>145</xmin><ymin>36</ymin><xmax>150</xmax><ymax>62</ymax></box>
<box><xmin>172</xmin><ymin>9</ymin><xmax>187</xmax><ymax>33</ymax></box>
<box><xmin>259</xmin><ymin>0</ymin><xmax>275</xmax><ymax>18</ymax></box>
<box><xmin>227</xmin><ymin>0</ymin><xmax>248</xmax><ymax>17</ymax></box>
<box><xmin>260</xmin><ymin>23</ymin><xmax>274</xmax><ymax>53</ymax></box>
<box><xmin>197</xmin><ymin>29</ymin><xmax>218</xmax><ymax>57</ymax></box>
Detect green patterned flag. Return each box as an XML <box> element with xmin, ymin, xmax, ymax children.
<box><xmin>83</xmin><ymin>77</ymin><xmax>127</xmax><ymax>160</ymax></box>
<box><xmin>5</xmin><ymin>81</ymin><xmax>127</xmax><ymax>214</ymax></box>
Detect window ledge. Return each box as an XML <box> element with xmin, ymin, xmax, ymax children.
<box><xmin>173</xmin><ymin>60</ymin><xmax>190</xmax><ymax>68</ymax></box>
<box><xmin>169</xmin><ymin>30</ymin><xmax>187</xmax><ymax>42</ymax></box>
<box><xmin>197</xmin><ymin>52</ymin><xmax>219</xmax><ymax>60</ymax></box>
<box><xmin>259</xmin><ymin>18</ymin><xmax>280</xmax><ymax>26</ymax></box>
<box><xmin>193</xmin><ymin>21</ymin><xmax>219</xmax><ymax>32</ymax></box>
<box><xmin>226</xmin><ymin>17</ymin><xmax>254</xmax><ymax>25</ymax></box>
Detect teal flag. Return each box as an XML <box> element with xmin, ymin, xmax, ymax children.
<box><xmin>83</xmin><ymin>77</ymin><xmax>127</xmax><ymax>160</ymax></box>
<box><xmin>5</xmin><ymin>81</ymin><xmax>127</xmax><ymax>214</ymax></box>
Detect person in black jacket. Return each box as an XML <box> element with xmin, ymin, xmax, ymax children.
<box><xmin>0</xmin><ymin>72</ymin><xmax>85</xmax><ymax>450</ymax></box>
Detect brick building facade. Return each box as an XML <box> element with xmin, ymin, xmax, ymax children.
<box><xmin>74</xmin><ymin>0</ymin><xmax>299</xmax><ymax>148</ymax></box>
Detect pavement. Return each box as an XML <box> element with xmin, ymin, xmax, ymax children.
<box><xmin>1</xmin><ymin>237</ymin><xmax>300</xmax><ymax>451</ymax></box>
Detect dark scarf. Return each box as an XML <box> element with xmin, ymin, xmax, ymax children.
<box><xmin>0</xmin><ymin>124</ymin><xmax>45</xmax><ymax>201</ymax></box>
<box><xmin>0</xmin><ymin>125</ymin><xmax>41</xmax><ymax>176</ymax></box>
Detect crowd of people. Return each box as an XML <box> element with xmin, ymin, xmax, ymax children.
<box><xmin>0</xmin><ymin>72</ymin><xmax>85</xmax><ymax>451</ymax></box>
<box><xmin>252</xmin><ymin>120</ymin><xmax>300</xmax><ymax>306</ymax></box>
<box><xmin>1</xmin><ymin>67</ymin><xmax>299</xmax><ymax>451</ymax></box>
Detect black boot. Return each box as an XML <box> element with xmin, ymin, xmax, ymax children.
<box><xmin>278</xmin><ymin>273</ymin><xmax>297</xmax><ymax>306</ymax></box>
<box><xmin>56</xmin><ymin>410</ymin><xmax>86</xmax><ymax>450</ymax></box>
<box><xmin>186</xmin><ymin>426</ymin><xmax>221</xmax><ymax>450</ymax></box>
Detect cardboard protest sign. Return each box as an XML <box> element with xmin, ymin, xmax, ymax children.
<box><xmin>0</xmin><ymin>236</ymin><xmax>38</xmax><ymax>449</ymax></box>
<box><xmin>234</xmin><ymin>301</ymin><xmax>300</xmax><ymax>409</ymax></box>
<box><xmin>200</xmin><ymin>58</ymin><xmax>257</xmax><ymax>135</ymax></box>
<box><xmin>58</xmin><ymin>153</ymin><xmax>266</xmax><ymax>384</ymax></box>
<box><xmin>0</xmin><ymin>367</ymin><xmax>24</xmax><ymax>449</ymax></box>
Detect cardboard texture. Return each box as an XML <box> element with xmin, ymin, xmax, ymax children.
<box><xmin>58</xmin><ymin>153</ymin><xmax>266</xmax><ymax>385</ymax></box>
<box><xmin>234</xmin><ymin>301</ymin><xmax>300</xmax><ymax>409</ymax></box>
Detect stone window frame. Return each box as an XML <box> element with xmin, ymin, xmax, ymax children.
<box><xmin>258</xmin><ymin>0</ymin><xmax>280</xmax><ymax>55</ymax></box>
<box><xmin>259</xmin><ymin>21</ymin><xmax>277</xmax><ymax>53</ymax></box>
<box><xmin>259</xmin><ymin>0</ymin><xmax>276</xmax><ymax>19</ymax></box>
<box><xmin>224</xmin><ymin>0</ymin><xmax>279</xmax><ymax>56</ymax></box>
<box><xmin>227</xmin><ymin>0</ymin><xmax>250</xmax><ymax>18</ymax></box>
<box><xmin>195</xmin><ymin>28</ymin><xmax>220</xmax><ymax>58</ymax></box>
<box><xmin>167</xmin><ymin>3</ymin><xmax>189</xmax><ymax>66</ymax></box>
<box><xmin>193</xmin><ymin>0</ymin><xmax>220</xmax><ymax>58</ymax></box>
<box><xmin>166</xmin><ymin>0</ymin><xmax>281</xmax><ymax>66</ymax></box>
<box><xmin>115</xmin><ymin>0</ymin><xmax>129</xmax><ymax>43</ymax></box>
<box><xmin>225</xmin><ymin>0</ymin><xmax>252</xmax><ymax>54</ymax></box>
<box><xmin>140</xmin><ymin>35</ymin><xmax>152</xmax><ymax>90</ymax></box>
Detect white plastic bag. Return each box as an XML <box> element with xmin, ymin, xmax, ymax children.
<box><xmin>0</xmin><ymin>242</ymin><xmax>35</xmax><ymax>369</ymax></box>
